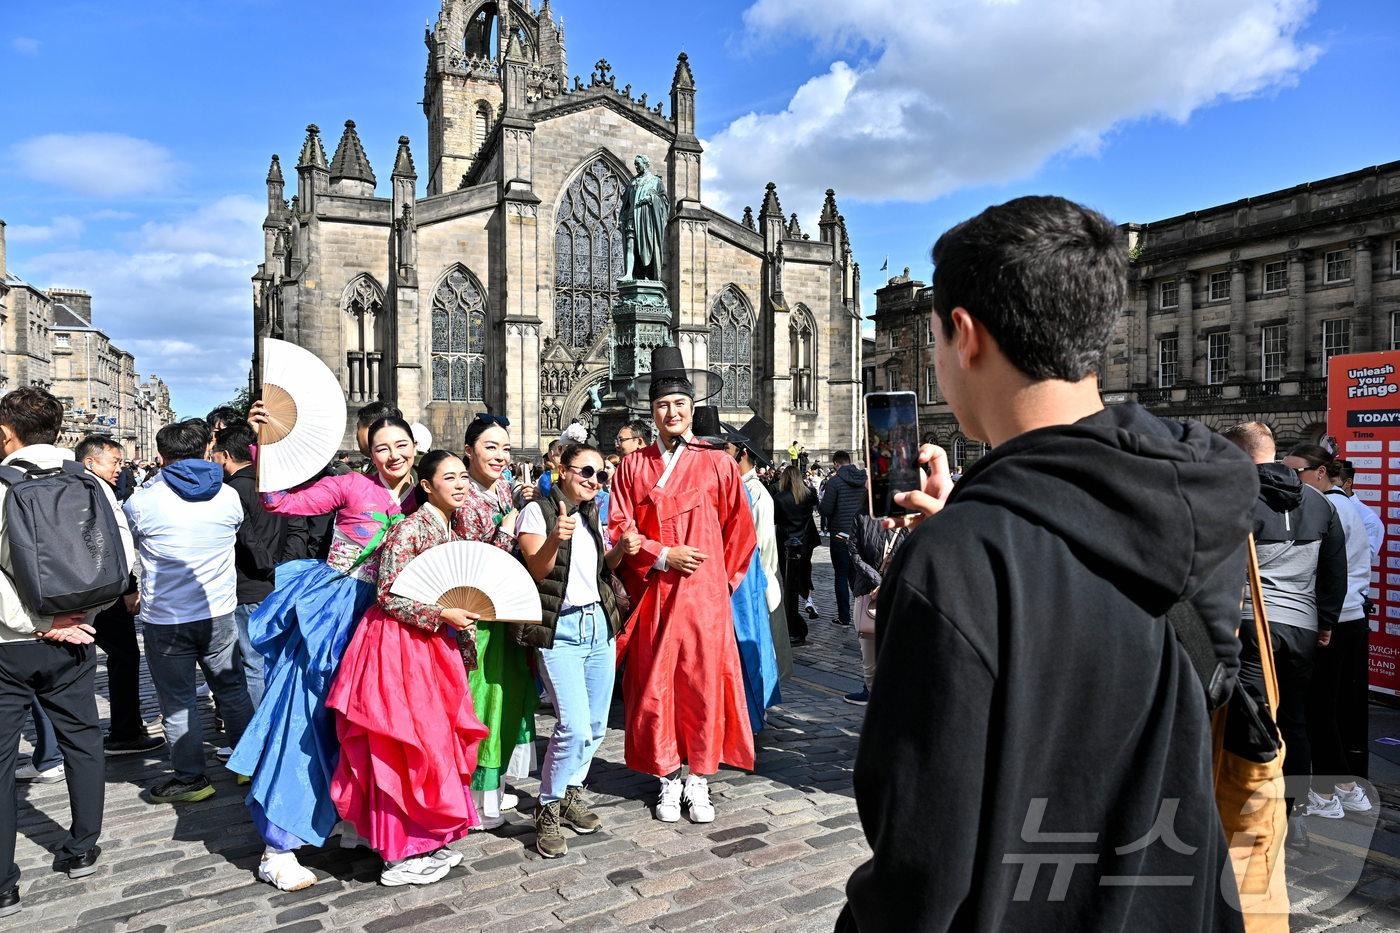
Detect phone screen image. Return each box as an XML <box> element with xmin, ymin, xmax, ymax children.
<box><xmin>865</xmin><ymin>391</ymin><xmax>920</xmax><ymax>517</ymax></box>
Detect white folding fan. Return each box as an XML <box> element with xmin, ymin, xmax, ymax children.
<box><xmin>410</xmin><ymin>422</ymin><xmax>433</xmax><ymax>451</ymax></box>
<box><xmin>258</xmin><ymin>338</ymin><xmax>348</xmax><ymax>493</ymax></box>
<box><xmin>390</xmin><ymin>541</ymin><xmax>543</xmax><ymax>625</ymax></box>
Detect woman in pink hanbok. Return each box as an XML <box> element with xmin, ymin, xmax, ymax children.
<box><xmin>229</xmin><ymin>412</ymin><xmax>419</xmax><ymax>891</ymax></box>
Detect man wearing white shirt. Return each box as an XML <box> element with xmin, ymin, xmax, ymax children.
<box><xmin>1337</xmin><ymin>460</ymin><xmax>1385</xmax><ymax>559</ymax></box>
<box><xmin>125</xmin><ymin>420</ymin><xmax>251</xmax><ymax>805</ymax></box>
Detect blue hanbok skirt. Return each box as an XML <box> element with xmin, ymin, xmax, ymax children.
<box><xmin>731</xmin><ymin>550</ymin><xmax>782</xmax><ymax>734</ymax></box>
<box><xmin>228</xmin><ymin>559</ymin><xmax>375</xmax><ymax>849</ymax></box>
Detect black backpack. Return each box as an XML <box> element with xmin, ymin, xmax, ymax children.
<box><xmin>0</xmin><ymin>460</ymin><xmax>129</xmax><ymax>615</ymax></box>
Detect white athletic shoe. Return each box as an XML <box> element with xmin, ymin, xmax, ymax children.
<box><xmin>477</xmin><ymin>813</ymin><xmax>508</xmax><ymax>830</ymax></box>
<box><xmin>380</xmin><ymin>854</ymin><xmax>450</xmax><ymax>887</ymax></box>
<box><xmin>655</xmin><ymin>776</ymin><xmax>683</xmax><ymax>823</ymax></box>
<box><xmin>429</xmin><ymin>847</ymin><xmax>463</xmax><ymax>868</ymax></box>
<box><xmin>15</xmin><ymin>761</ymin><xmax>64</xmax><ymax>783</ymax></box>
<box><xmin>1305</xmin><ymin>790</ymin><xmax>1344</xmax><ymax>819</ymax></box>
<box><xmin>500</xmin><ymin>791</ymin><xmax>519</xmax><ymax>811</ymax></box>
<box><xmin>1334</xmin><ymin>784</ymin><xmax>1373</xmax><ymax>813</ymax></box>
<box><xmin>256</xmin><ymin>849</ymin><xmax>317</xmax><ymax>891</ymax></box>
<box><xmin>683</xmin><ymin>774</ymin><xmax>715</xmax><ymax>824</ymax></box>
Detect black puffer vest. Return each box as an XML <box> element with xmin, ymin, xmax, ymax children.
<box><xmin>513</xmin><ymin>485</ymin><xmax>623</xmax><ymax>649</ymax></box>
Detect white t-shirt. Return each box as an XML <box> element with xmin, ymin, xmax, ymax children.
<box><xmin>517</xmin><ymin>501</ymin><xmax>601</xmax><ymax>610</ymax></box>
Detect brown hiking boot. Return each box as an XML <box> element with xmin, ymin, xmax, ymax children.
<box><xmin>561</xmin><ymin>785</ymin><xmax>602</xmax><ymax>834</ymax></box>
<box><xmin>535</xmin><ymin>801</ymin><xmax>568</xmax><ymax>858</ymax></box>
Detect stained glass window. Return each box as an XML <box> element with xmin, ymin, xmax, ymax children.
<box><xmin>554</xmin><ymin>159</ymin><xmax>624</xmax><ymax>349</ymax></box>
<box><xmin>790</xmin><ymin>304</ymin><xmax>816</xmax><ymax>410</ymax></box>
<box><xmin>708</xmin><ymin>286</ymin><xmax>754</xmax><ymax>410</ymax></box>
<box><xmin>430</xmin><ymin>267</ymin><xmax>487</xmax><ymax>402</ymax></box>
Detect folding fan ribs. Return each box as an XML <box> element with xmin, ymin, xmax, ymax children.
<box><xmin>257</xmin><ymin>338</ymin><xmax>348</xmax><ymax>493</ymax></box>
<box><xmin>391</xmin><ymin>540</ymin><xmax>544</xmax><ymax>625</ymax></box>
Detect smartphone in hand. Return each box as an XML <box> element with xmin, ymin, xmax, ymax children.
<box><xmin>865</xmin><ymin>391</ymin><xmax>920</xmax><ymax>517</ymax></box>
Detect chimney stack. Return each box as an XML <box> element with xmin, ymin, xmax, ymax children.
<box><xmin>0</xmin><ymin>219</ymin><xmax>7</xmax><ymax>280</ymax></box>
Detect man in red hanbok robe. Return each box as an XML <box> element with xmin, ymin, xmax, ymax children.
<box><xmin>609</xmin><ymin>346</ymin><xmax>757</xmax><ymax>824</ymax></box>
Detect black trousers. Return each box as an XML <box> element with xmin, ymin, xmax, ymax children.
<box><xmin>1239</xmin><ymin>620</ymin><xmax>1315</xmax><ymax>810</ymax></box>
<box><xmin>93</xmin><ymin>600</ymin><xmax>144</xmax><ymax>740</ymax></box>
<box><xmin>1307</xmin><ymin>619</ymin><xmax>1370</xmax><ymax>790</ymax></box>
<box><xmin>776</xmin><ymin>541</ymin><xmax>811</xmax><ymax>640</ymax></box>
<box><xmin>0</xmin><ymin>641</ymin><xmax>104</xmax><ymax>893</ymax></box>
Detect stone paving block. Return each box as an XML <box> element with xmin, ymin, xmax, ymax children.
<box><xmin>550</xmin><ymin>886</ymin><xmax>635</xmax><ymax>922</ymax></box>
<box><xmin>363</xmin><ymin>903</ymin><xmax>455</xmax><ymax>933</ymax></box>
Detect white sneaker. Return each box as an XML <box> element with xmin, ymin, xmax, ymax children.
<box><xmin>477</xmin><ymin>813</ymin><xmax>508</xmax><ymax>830</ymax></box>
<box><xmin>682</xmin><ymin>774</ymin><xmax>715</xmax><ymax>824</ymax></box>
<box><xmin>655</xmin><ymin>776</ymin><xmax>683</xmax><ymax>823</ymax></box>
<box><xmin>429</xmin><ymin>847</ymin><xmax>463</xmax><ymax>868</ymax></box>
<box><xmin>1306</xmin><ymin>790</ymin><xmax>1345</xmax><ymax>819</ymax></box>
<box><xmin>215</xmin><ymin>747</ymin><xmax>233</xmax><ymax>762</ymax></box>
<box><xmin>380</xmin><ymin>854</ymin><xmax>450</xmax><ymax>887</ymax></box>
<box><xmin>256</xmin><ymin>849</ymin><xmax>317</xmax><ymax>891</ymax></box>
<box><xmin>1334</xmin><ymin>784</ymin><xmax>1373</xmax><ymax>813</ymax></box>
<box><xmin>500</xmin><ymin>791</ymin><xmax>519</xmax><ymax>812</ymax></box>
<box><xmin>16</xmin><ymin>761</ymin><xmax>64</xmax><ymax>784</ymax></box>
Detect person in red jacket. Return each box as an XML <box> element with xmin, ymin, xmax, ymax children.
<box><xmin>608</xmin><ymin>346</ymin><xmax>756</xmax><ymax>825</ymax></box>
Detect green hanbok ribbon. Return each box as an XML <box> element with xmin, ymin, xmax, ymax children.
<box><xmin>347</xmin><ymin>511</ymin><xmax>404</xmax><ymax>571</ymax></box>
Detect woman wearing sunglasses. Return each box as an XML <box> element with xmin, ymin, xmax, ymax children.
<box><xmin>455</xmin><ymin>414</ymin><xmax>535</xmax><ymax>828</ymax></box>
<box><xmin>516</xmin><ymin>442</ymin><xmax>642</xmax><ymax>857</ymax></box>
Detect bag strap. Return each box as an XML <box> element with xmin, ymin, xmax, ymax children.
<box><xmin>1245</xmin><ymin>533</ymin><xmax>1281</xmax><ymax>715</ymax></box>
<box><xmin>1165</xmin><ymin>599</ymin><xmax>1230</xmax><ymax>708</ymax></box>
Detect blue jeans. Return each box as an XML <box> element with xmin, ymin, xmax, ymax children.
<box><xmin>234</xmin><ymin>602</ymin><xmax>265</xmax><ymax>710</ymax></box>
<box><xmin>27</xmin><ymin>701</ymin><xmax>62</xmax><ymax>771</ymax></box>
<box><xmin>538</xmin><ymin>604</ymin><xmax>615</xmax><ymax>805</ymax></box>
<box><xmin>143</xmin><ymin>615</ymin><xmax>253</xmax><ymax>781</ymax></box>
<box><xmin>830</xmin><ymin>538</ymin><xmax>854</xmax><ymax>626</ymax></box>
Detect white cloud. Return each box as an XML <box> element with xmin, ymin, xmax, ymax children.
<box><xmin>6</xmin><ymin>216</ymin><xmax>84</xmax><ymax>244</ymax></box>
<box><xmin>704</xmin><ymin>0</ymin><xmax>1320</xmax><ymax>215</ymax></box>
<box><xmin>23</xmin><ymin>195</ymin><xmax>262</xmax><ymax>417</ymax></box>
<box><xmin>10</xmin><ymin>37</ymin><xmax>40</xmax><ymax>56</ymax></box>
<box><xmin>10</xmin><ymin>133</ymin><xmax>181</xmax><ymax>198</ymax></box>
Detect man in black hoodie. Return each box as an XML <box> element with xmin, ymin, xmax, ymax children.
<box><xmin>837</xmin><ymin>196</ymin><xmax>1254</xmax><ymax>932</ymax></box>
<box><xmin>819</xmin><ymin>451</ymin><xmax>868</xmax><ymax>627</ymax></box>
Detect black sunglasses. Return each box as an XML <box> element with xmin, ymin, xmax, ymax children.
<box><xmin>474</xmin><ymin>413</ymin><xmax>511</xmax><ymax>428</ymax></box>
<box><xmin>566</xmin><ymin>465</ymin><xmax>610</xmax><ymax>484</ymax></box>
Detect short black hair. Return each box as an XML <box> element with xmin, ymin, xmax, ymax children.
<box><xmin>157</xmin><ymin>419</ymin><xmax>213</xmax><ymax>463</ymax></box>
<box><xmin>417</xmin><ymin>449</ymin><xmax>462</xmax><ymax>484</ymax></box>
<box><xmin>832</xmin><ymin>450</ymin><xmax>851</xmax><ymax>465</ymax></box>
<box><xmin>357</xmin><ymin>400</ymin><xmax>402</xmax><ymax>430</ymax></box>
<box><xmin>212</xmin><ymin>421</ymin><xmax>257</xmax><ymax>463</ymax></box>
<box><xmin>622</xmin><ymin>419</ymin><xmax>652</xmax><ymax>442</ymax></box>
<box><xmin>1338</xmin><ymin>459</ymin><xmax>1356</xmax><ymax>483</ymax></box>
<box><xmin>0</xmin><ymin>386</ymin><xmax>64</xmax><ymax>446</ymax></box>
<box><xmin>205</xmin><ymin>406</ymin><xmax>245</xmax><ymax>430</ymax></box>
<box><xmin>931</xmin><ymin>195</ymin><xmax>1125</xmax><ymax>381</ymax></box>
<box><xmin>75</xmin><ymin>434</ymin><xmax>122</xmax><ymax>462</ymax></box>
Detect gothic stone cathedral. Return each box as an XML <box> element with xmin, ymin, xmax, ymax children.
<box><xmin>251</xmin><ymin>0</ymin><xmax>862</xmax><ymax>459</ymax></box>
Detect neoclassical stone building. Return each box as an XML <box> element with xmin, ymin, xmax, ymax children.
<box><xmin>1113</xmin><ymin>159</ymin><xmax>1400</xmax><ymax>447</ymax></box>
<box><xmin>252</xmin><ymin>0</ymin><xmax>862</xmax><ymax>459</ymax></box>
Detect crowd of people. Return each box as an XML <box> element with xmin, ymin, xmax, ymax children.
<box><xmin>0</xmin><ymin>193</ymin><xmax>1385</xmax><ymax>930</ymax></box>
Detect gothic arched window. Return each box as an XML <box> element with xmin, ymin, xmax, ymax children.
<box><xmin>953</xmin><ymin>436</ymin><xmax>968</xmax><ymax>470</ymax></box>
<box><xmin>473</xmin><ymin>102</ymin><xmax>491</xmax><ymax>153</ymax></box>
<box><xmin>554</xmin><ymin>158</ymin><xmax>624</xmax><ymax>350</ymax></box>
<box><xmin>790</xmin><ymin>303</ymin><xmax>817</xmax><ymax>410</ymax></box>
<box><xmin>342</xmin><ymin>275</ymin><xmax>383</xmax><ymax>403</ymax></box>
<box><xmin>431</xmin><ymin>267</ymin><xmax>487</xmax><ymax>403</ymax></box>
<box><xmin>709</xmin><ymin>286</ymin><xmax>754</xmax><ymax>409</ymax></box>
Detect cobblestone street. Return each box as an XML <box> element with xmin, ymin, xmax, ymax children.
<box><xmin>4</xmin><ymin>548</ymin><xmax>1398</xmax><ymax>932</ymax></box>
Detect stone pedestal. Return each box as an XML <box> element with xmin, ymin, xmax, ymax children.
<box><xmin>595</xmin><ymin>279</ymin><xmax>673</xmax><ymax>447</ymax></box>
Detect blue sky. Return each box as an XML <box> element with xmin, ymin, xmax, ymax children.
<box><xmin>2</xmin><ymin>0</ymin><xmax>1396</xmax><ymax>418</ymax></box>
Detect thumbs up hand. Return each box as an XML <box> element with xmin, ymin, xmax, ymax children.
<box><xmin>619</xmin><ymin>519</ymin><xmax>643</xmax><ymax>555</ymax></box>
<box><xmin>553</xmin><ymin>501</ymin><xmax>577</xmax><ymax>544</ymax></box>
